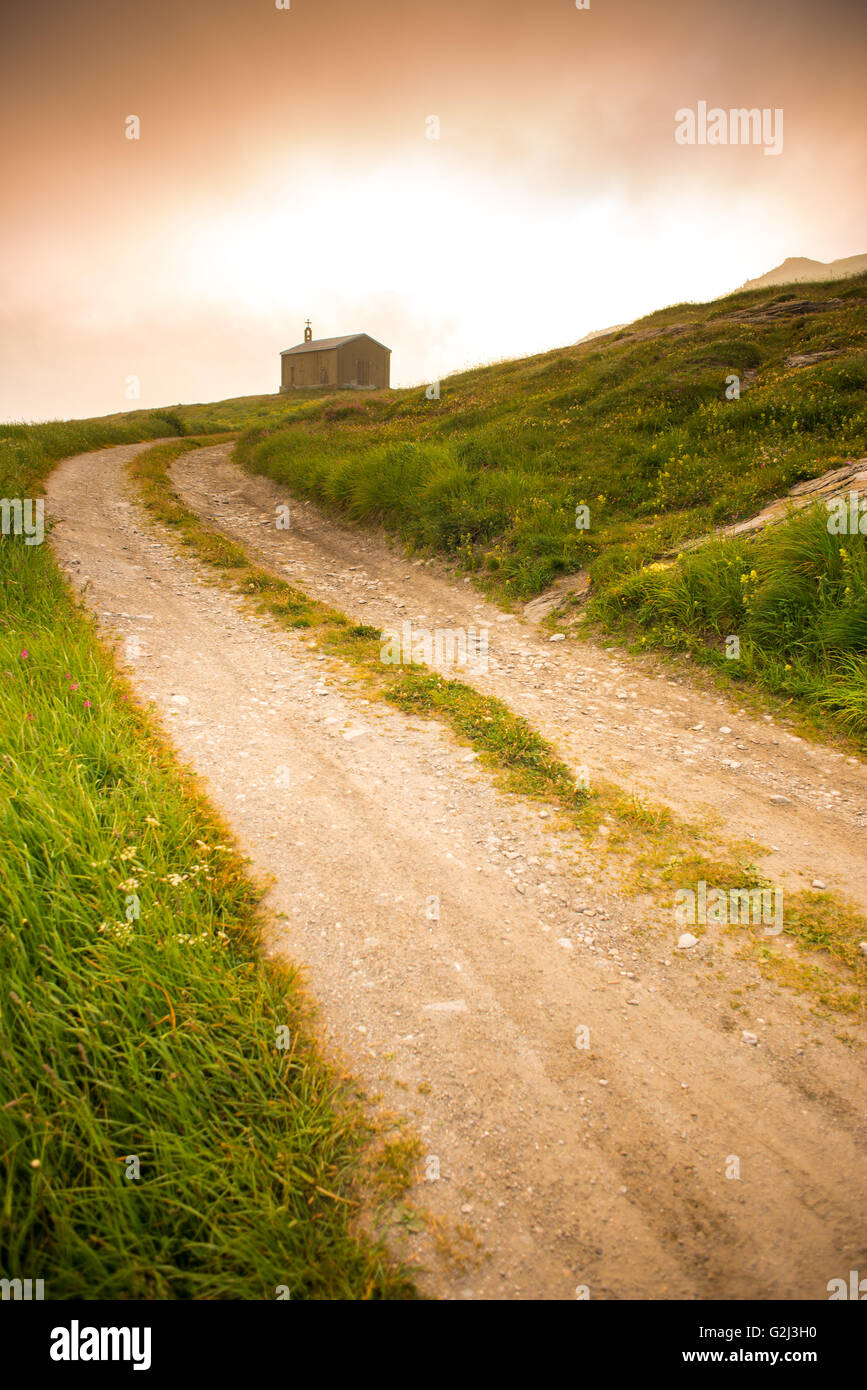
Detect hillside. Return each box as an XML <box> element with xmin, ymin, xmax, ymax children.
<box><xmin>208</xmin><ymin>272</ymin><xmax>867</xmax><ymax>739</ymax></box>
<box><xmin>5</xmin><ymin>269</ymin><xmax>865</xmax><ymax>751</ymax></box>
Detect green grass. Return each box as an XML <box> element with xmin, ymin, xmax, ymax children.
<box><xmin>745</xmin><ymin>887</ymin><xmax>867</xmax><ymax>1016</ymax></box>
<box><xmin>1</xmin><ymin>421</ymin><xmax>417</xmax><ymax>1299</ymax></box>
<box><xmin>0</xmin><ymin>410</ymin><xmax>195</xmax><ymax>497</ymax></box>
<box><xmin>590</xmin><ymin>502</ymin><xmax>867</xmax><ymax>743</ymax></box>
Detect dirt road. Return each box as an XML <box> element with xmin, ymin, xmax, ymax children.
<box><xmin>175</xmin><ymin>445</ymin><xmax>867</xmax><ymax>912</ymax></box>
<box><xmin>45</xmin><ymin>442</ymin><xmax>867</xmax><ymax>1300</ymax></box>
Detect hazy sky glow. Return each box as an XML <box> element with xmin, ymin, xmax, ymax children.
<box><xmin>1</xmin><ymin>0</ymin><xmax>865</xmax><ymax>420</ymax></box>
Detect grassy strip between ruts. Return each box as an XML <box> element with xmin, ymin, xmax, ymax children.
<box><xmin>132</xmin><ymin>441</ymin><xmax>867</xmax><ymax>1016</ymax></box>
<box><xmin>1</xmin><ymin>426</ymin><xmax>418</xmax><ymax>1299</ymax></box>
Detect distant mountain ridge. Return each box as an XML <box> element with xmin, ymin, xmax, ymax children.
<box><xmin>572</xmin><ymin>253</ymin><xmax>867</xmax><ymax>348</ymax></box>
<box><xmin>739</xmin><ymin>253</ymin><xmax>867</xmax><ymax>292</ymax></box>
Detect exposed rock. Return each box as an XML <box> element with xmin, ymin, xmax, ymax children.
<box><xmin>522</xmin><ymin>570</ymin><xmax>591</xmax><ymax>623</ymax></box>
<box><xmin>785</xmin><ymin>351</ymin><xmax>838</xmax><ymax>369</ymax></box>
<box><xmin>674</xmin><ymin>457</ymin><xmax>867</xmax><ymax>558</ymax></box>
<box><xmin>715</xmin><ymin>297</ymin><xmax>845</xmax><ymax>326</ymax></box>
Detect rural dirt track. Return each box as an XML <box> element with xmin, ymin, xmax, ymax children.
<box><xmin>177</xmin><ymin>446</ymin><xmax>867</xmax><ymax>913</ymax></box>
<box><xmin>45</xmin><ymin>441</ymin><xmax>867</xmax><ymax>1301</ymax></box>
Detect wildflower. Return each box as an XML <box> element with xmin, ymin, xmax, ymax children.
<box><xmin>120</xmin><ymin>846</ymin><xmax>138</xmax><ymax>861</ymax></box>
<box><xmin>21</xmin><ymin>649</ymin><xmax>28</xmax><ymax>659</ymax></box>
<box><xmin>84</xmin><ymin>699</ymin><xmax>92</xmax><ymax>709</ymax></box>
<box><xmin>144</xmin><ymin>816</ymin><xmax>160</xmax><ymax>827</ymax></box>
<box><xmin>71</xmin><ymin>683</ymin><xmax>79</xmax><ymax>691</ymax></box>
<box><xmin>98</xmin><ymin>920</ymin><xmax>133</xmax><ymax>942</ymax></box>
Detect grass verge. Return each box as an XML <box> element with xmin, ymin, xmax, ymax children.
<box><xmin>586</xmin><ymin>501</ymin><xmax>867</xmax><ymax>749</ymax></box>
<box><xmin>1</xmin><ymin>425</ymin><xmax>417</xmax><ymax>1298</ymax></box>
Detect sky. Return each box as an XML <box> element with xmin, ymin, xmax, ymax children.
<box><xmin>0</xmin><ymin>0</ymin><xmax>865</xmax><ymax>422</ymax></box>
